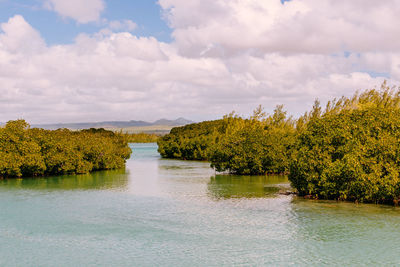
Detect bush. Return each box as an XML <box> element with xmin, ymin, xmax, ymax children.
<box><xmin>0</xmin><ymin>121</ymin><xmax>132</xmax><ymax>178</ymax></box>
<box><xmin>289</xmin><ymin>85</ymin><xmax>400</xmax><ymax>203</ymax></box>
<box><xmin>209</xmin><ymin>106</ymin><xmax>296</xmax><ymax>175</ymax></box>
<box><xmin>124</xmin><ymin>133</ymin><xmax>160</xmax><ymax>143</ymax></box>
<box><xmin>158</xmin><ymin>106</ymin><xmax>296</xmax><ymax>175</ymax></box>
<box><xmin>157</xmin><ymin>119</ymin><xmax>231</xmax><ymax>160</ymax></box>
<box><xmin>158</xmin><ymin>82</ymin><xmax>400</xmax><ymax>204</ymax></box>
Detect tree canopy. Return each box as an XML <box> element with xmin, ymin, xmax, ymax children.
<box><xmin>158</xmin><ymin>82</ymin><xmax>400</xmax><ymax>204</ymax></box>
<box><xmin>290</xmin><ymin>83</ymin><xmax>400</xmax><ymax>204</ymax></box>
<box><xmin>0</xmin><ymin>120</ymin><xmax>132</xmax><ymax>178</ymax></box>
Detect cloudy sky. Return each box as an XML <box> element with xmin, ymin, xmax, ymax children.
<box><xmin>0</xmin><ymin>0</ymin><xmax>398</xmax><ymax>123</ymax></box>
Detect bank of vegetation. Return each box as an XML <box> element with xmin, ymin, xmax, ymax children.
<box><xmin>123</xmin><ymin>133</ymin><xmax>160</xmax><ymax>143</ymax></box>
<box><xmin>0</xmin><ymin>120</ymin><xmax>131</xmax><ymax>178</ymax></box>
<box><xmin>158</xmin><ymin>83</ymin><xmax>400</xmax><ymax>204</ymax></box>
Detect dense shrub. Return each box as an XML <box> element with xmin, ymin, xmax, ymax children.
<box><xmin>158</xmin><ymin>82</ymin><xmax>400</xmax><ymax>204</ymax></box>
<box><xmin>210</xmin><ymin>106</ymin><xmax>296</xmax><ymax>175</ymax></box>
<box><xmin>0</xmin><ymin>120</ymin><xmax>131</xmax><ymax>178</ymax></box>
<box><xmin>157</xmin><ymin>119</ymin><xmax>233</xmax><ymax>160</ymax></box>
<box><xmin>158</xmin><ymin>106</ymin><xmax>295</xmax><ymax>175</ymax></box>
<box><xmin>289</xmin><ymin>85</ymin><xmax>400</xmax><ymax>203</ymax></box>
<box><xmin>124</xmin><ymin>133</ymin><xmax>160</xmax><ymax>143</ymax></box>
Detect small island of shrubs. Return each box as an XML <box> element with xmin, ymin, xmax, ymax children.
<box><xmin>0</xmin><ymin>120</ymin><xmax>132</xmax><ymax>178</ymax></box>
<box><xmin>158</xmin><ymin>83</ymin><xmax>400</xmax><ymax>204</ymax></box>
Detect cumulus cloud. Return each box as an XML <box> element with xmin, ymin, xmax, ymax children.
<box><xmin>159</xmin><ymin>0</ymin><xmax>400</xmax><ymax>57</ymax></box>
<box><xmin>44</xmin><ymin>0</ymin><xmax>105</xmax><ymax>23</ymax></box>
<box><xmin>1</xmin><ymin>0</ymin><xmax>399</xmax><ymax>123</ymax></box>
<box><xmin>0</xmin><ymin>15</ymin><xmax>45</xmax><ymax>53</ymax></box>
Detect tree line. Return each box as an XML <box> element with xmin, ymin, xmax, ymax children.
<box><xmin>123</xmin><ymin>133</ymin><xmax>160</xmax><ymax>143</ymax></box>
<box><xmin>158</xmin><ymin>82</ymin><xmax>400</xmax><ymax>204</ymax></box>
<box><xmin>0</xmin><ymin>120</ymin><xmax>132</xmax><ymax>178</ymax></box>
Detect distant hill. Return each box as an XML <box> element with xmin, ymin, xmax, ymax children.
<box><xmin>31</xmin><ymin>118</ymin><xmax>195</xmax><ymax>133</ymax></box>
<box><xmin>152</xmin><ymin>117</ymin><xmax>194</xmax><ymax>126</ymax></box>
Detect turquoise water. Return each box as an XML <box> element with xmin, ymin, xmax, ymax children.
<box><xmin>0</xmin><ymin>143</ymin><xmax>399</xmax><ymax>266</ymax></box>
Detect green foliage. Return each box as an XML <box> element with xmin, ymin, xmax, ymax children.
<box><xmin>158</xmin><ymin>82</ymin><xmax>400</xmax><ymax>204</ymax></box>
<box><xmin>157</xmin><ymin>119</ymin><xmax>231</xmax><ymax>160</ymax></box>
<box><xmin>289</xmin><ymin>83</ymin><xmax>400</xmax><ymax>203</ymax></box>
<box><xmin>158</xmin><ymin>106</ymin><xmax>296</xmax><ymax>175</ymax></box>
<box><xmin>123</xmin><ymin>133</ymin><xmax>160</xmax><ymax>143</ymax></box>
<box><xmin>210</xmin><ymin>106</ymin><xmax>296</xmax><ymax>175</ymax></box>
<box><xmin>0</xmin><ymin>122</ymin><xmax>131</xmax><ymax>178</ymax></box>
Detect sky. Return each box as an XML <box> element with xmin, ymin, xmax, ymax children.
<box><xmin>0</xmin><ymin>0</ymin><xmax>398</xmax><ymax>123</ymax></box>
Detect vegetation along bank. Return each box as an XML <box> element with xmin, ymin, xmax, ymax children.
<box><xmin>158</xmin><ymin>83</ymin><xmax>400</xmax><ymax>204</ymax></box>
<box><xmin>123</xmin><ymin>133</ymin><xmax>160</xmax><ymax>143</ymax></box>
<box><xmin>0</xmin><ymin>120</ymin><xmax>131</xmax><ymax>178</ymax></box>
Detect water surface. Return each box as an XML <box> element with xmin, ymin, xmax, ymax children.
<box><xmin>0</xmin><ymin>143</ymin><xmax>399</xmax><ymax>266</ymax></box>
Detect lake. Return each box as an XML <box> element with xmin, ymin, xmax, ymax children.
<box><xmin>0</xmin><ymin>143</ymin><xmax>399</xmax><ymax>266</ymax></box>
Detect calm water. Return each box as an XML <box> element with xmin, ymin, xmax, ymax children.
<box><xmin>0</xmin><ymin>143</ymin><xmax>399</xmax><ymax>266</ymax></box>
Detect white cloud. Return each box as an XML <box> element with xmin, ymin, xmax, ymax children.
<box><xmin>1</xmin><ymin>0</ymin><xmax>400</xmax><ymax>124</ymax></box>
<box><xmin>159</xmin><ymin>0</ymin><xmax>400</xmax><ymax>57</ymax></box>
<box><xmin>0</xmin><ymin>15</ymin><xmax>45</xmax><ymax>53</ymax></box>
<box><xmin>44</xmin><ymin>0</ymin><xmax>105</xmax><ymax>23</ymax></box>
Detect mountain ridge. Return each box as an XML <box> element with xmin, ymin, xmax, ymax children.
<box><xmin>31</xmin><ymin>118</ymin><xmax>195</xmax><ymax>130</ymax></box>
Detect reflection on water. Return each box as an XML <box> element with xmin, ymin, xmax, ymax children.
<box><xmin>208</xmin><ymin>175</ymin><xmax>289</xmax><ymax>199</ymax></box>
<box><xmin>0</xmin><ymin>168</ymin><xmax>129</xmax><ymax>191</ymax></box>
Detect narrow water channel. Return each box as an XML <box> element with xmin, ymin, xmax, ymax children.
<box><xmin>0</xmin><ymin>143</ymin><xmax>399</xmax><ymax>266</ymax></box>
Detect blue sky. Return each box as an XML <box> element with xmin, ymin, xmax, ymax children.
<box><xmin>0</xmin><ymin>0</ymin><xmax>172</xmax><ymax>44</ymax></box>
